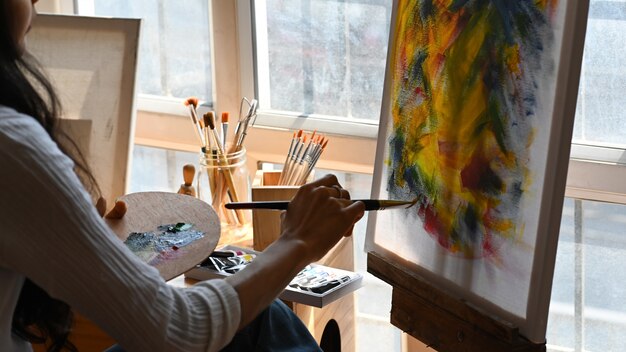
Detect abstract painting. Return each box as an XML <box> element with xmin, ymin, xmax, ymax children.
<box><xmin>366</xmin><ymin>0</ymin><xmax>588</xmax><ymax>342</ymax></box>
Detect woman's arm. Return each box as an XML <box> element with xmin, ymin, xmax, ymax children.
<box><xmin>1</xmin><ymin>111</ymin><xmax>364</xmax><ymax>349</ymax></box>
<box><xmin>0</xmin><ymin>113</ymin><xmax>240</xmax><ymax>351</ymax></box>
<box><xmin>226</xmin><ymin>174</ymin><xmax>365</xmax><ymax>328</ymax></box>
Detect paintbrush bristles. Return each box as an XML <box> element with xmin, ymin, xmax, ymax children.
<box><xmin>204</xmin><ymin>112</ymin><xmax>216</xmax><ymax>130</ymax></box>
<box><xmin>184</xmin><ymin>97</ymin><xmax>206</xmax><ymax>147</ymax></box>
<box><xmin>184</xmin><ymin>97</ymin><xmax>199</xmax><ymax>108</ymax></box>
<box><xmin>221</xmin><ymin>112</ymin><xmax>229</xmax><ymax>150</ymax></box>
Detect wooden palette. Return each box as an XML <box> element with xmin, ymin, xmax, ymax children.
<box><xmin>104</xmin><ymin>192</ymin><xmax>220</xmax><ymax>281</ymax></box>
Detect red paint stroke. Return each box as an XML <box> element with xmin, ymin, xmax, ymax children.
<box><xmin>460</xmin><ymin>155</ymin><xmax>489</xmax><ymax>191</ymax></box>
<box><xmin>419</xmin><ymin>204</ymin><xmax>451</xmax><ymax>250</ymax></box>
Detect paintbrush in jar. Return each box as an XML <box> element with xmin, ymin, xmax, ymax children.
<box><xmin>221</xmin><ymin>112</ymin><xmax>229</xmax><ymax>150</ymax></box>
<box><xmin>184</xmin><ymin>97</ymin><xmax>206</xmax><ymax>148</ymax></box>
<box><xmin>204</xmin><ymin>112</ymin><xmax>246</xmax><ymax>225</ymax></box>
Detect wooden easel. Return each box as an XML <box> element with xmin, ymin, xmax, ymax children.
<box><xmin>368</xmin><ymin>252</ymin><xmax>545</xmax><ymax>352</ymax></box>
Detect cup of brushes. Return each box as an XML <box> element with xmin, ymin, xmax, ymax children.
<box><xmin>184</xmin><ymin>97</ymin><xmax>252</xmax><ymax>245</ymax></box>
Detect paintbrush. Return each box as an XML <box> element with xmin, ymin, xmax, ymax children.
<box><xmin>221</xmin><ymin>112</ymin><xmax>229</xmax><ymax>149</ymax></box>
<box><xmin>204</xmin><ymin>111</ymin><xmax>246</xmax><ymax>224</ymax></box>
<box><xmin>288</xmin><ymin>136</ymin><xmax>328</xmax><ymax>186</ymax></box>
<box><xmin>225</xmin><ymin>199</ymin><xmax>418</xmax><ymax>211</ymax></box>
<box><xmin>288</xmin><ymin>131</ymin><xmax>316</xmax><ymax>186</ymax></box>
<box><xmin>278</xmin><ymin>130</ymin><xmax>303</xmax><ymax>185</ymax></box>
<box><xmin>184</xmin><ymin>97</ymin><xmax>206</xmax><ymax>147</ymax></box>
<box><xmin>284</xmin><ymin>135</ymin><xmax>307</xmax><ymax>185</ymax></box>
<box><xmin>294</xmin><ymin>134</ymin><xmax>325</xmax><ymax>185</ymax></box>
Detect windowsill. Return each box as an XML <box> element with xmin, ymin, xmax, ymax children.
<box><xmin>570</xmin><ymin>143</ymin><xmax>626</xmax><ymax>165</ymax></box>
<box><xmin>136</xmin><ymin>95</ymin><xmax>214</xmax><ymax>118</ymax></box>
<box><xmin>134</xmin><ymin>109</ymin><xmax>378</xmax><ymax>174</ymax></box>
<box><xmin>253</xmin><ymin>111</ymin><xmax>380</xmax><ymax>139</ymax></box>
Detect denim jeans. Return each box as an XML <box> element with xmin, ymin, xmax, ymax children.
<box><xmin>221</xmin><ymin>299</ymin><xmax>321</xmax><ymax>352</ymax></box>
<box><xmin>104</xmin><ymin>300</ymin><xmax>321</xmax><ymax>352</ymax></box>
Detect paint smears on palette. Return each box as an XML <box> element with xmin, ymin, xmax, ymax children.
<box><xmin>124</xmin><ymin>223</ymin><xmax>205</xmax><ymax>264</ymax></box>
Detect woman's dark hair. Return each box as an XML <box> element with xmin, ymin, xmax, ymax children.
<box><xmin>1</xmin><ymin>7</ymin><xmax>101</xmax><ymax>352</ymax></box>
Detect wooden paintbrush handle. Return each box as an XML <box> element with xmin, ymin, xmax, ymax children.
<box><xmin>217</xmin><ymin>154</ymin><xmax>246</xmax><ymax>224</ymax></box>
<box><xmin>182</xmin><ymin>164</ymin><xmax>195</xmax><ymax>186</ymax></box>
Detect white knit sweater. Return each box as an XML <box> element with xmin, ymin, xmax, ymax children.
<box><xmin>0</xmin><ymin>106</ymin><xmax>241</xmax><ymax>352</ymax></box>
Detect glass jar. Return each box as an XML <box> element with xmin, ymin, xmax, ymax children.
<box><xmin>197</xmin><ymin>147</ymin><xmax>252</xmax><ymax>245</ymax></box>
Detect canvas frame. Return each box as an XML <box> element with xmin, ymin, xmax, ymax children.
<box><xmin>29</xmin><ymin>14</ymin><xmax>141</xmax><ymax>208</ymax></box>
<box><xmin>365</xmin><ymin>0</ymin><xmax>589</xmax><ymax>343</ymax></box>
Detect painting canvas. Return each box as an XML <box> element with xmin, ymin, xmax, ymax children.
<box><xmin>29</xmin><ymin>14</ymin><xmax>140</xmax><ymax>208</ymax></box>
<box><xmin>366</xmin><ymin>0</ymin><xmax>588</xmax><ymax>342</ymax></box>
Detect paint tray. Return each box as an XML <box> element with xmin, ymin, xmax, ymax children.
<box><xmin>184</xmin><ymin>245</ymin><xmax>362</xmax><ymax>308</ymax></box>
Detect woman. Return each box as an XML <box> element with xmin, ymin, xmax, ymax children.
<box><xmin>0</xmin><ymin>1</ymin><xmax>366</xmax><ymax>351</ymax></box>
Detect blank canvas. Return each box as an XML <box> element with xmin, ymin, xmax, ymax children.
<box><xmin>366</xmin><ymin>0</ymin><xmax>589</xmax><ymax>342</ymax></box>
<box><xmin>28</xmin><ymin>14</ymin><xmax>140</xmax><ymax>208</ymax></box>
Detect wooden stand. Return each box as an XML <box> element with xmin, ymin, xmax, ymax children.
<box><xmin>367</xmin><ymin>252</ymin><xmax>546</xmax><ymax>352</ymax></box>
<box><xmin>252</xmin><ymin>170</ymin><xmax>356</xmax><ymax>352</ymax></box>
<box><xmin>251</xmin><ymin>171</ymin><xmax>300</xmax><ymax>251</ymax></box>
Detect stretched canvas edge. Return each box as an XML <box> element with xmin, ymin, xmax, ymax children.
<box><xmin>525</xmin><ymin>0</ymin><xmax>590</xmax><ymax>343</ymax></box>
<box><xmin>364</xmin><ymin>0</ymin><xmax>398</xmax><ymax>253</ymax></box>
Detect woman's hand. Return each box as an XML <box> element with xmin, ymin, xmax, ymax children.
<box><xmin>279</xmin><ymin>174</ymin><xmax>365</xmax><ymax>263</ymax></box>
<box><xmin>226</xmin><ymin>174</ymin><xmax>365</xmax><ymax>328</ymax></box>
<box><xmin>95</xmin><ymin>196</ymin><xmax>128</xmax><ymax>219</ymax></box>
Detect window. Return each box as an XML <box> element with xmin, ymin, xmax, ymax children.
<box><xmin>76</xmin><ymin>0</ymin><xmax>213</xmax><ymax>104</ymax></box>
<box><xmin>249</xmin><ymin>0</ymin><xmax>392</xmax><ymax>137</ymax></box>
<box><xmin>567</xmin><ymin>1</ymin><xmax>626</xmax><ymax>205</ymax></box>
<box><xmin>573</xmin><ymin>1</ymin><xmax>626</xmax><ymax>149</ymax></box>
<box><xmin>547</xmin><ymin>198</ymin><xmax>626</xmax><ymax>352</ymax></box>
